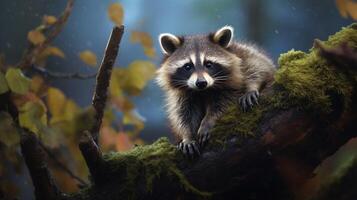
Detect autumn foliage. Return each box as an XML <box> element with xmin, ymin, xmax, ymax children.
<box><xmin>0</xmin><ymin>2</ymin><xmax>156</xmax><ymax>197</ymax></box>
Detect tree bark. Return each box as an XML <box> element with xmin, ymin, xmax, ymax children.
<box><xmin>90</xmin><ymin>25</ymin><xmax>124</xmax><ymax>144</ymax></box>
<box><xmin>20</xmin><ymin>129</ymin><xmax>63</xmax><ymax>200</ymax></box>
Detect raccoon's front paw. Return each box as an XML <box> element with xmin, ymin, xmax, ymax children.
<box><xmin>197</xmin><ymin>128</ymin><xmax>210</xmax><ymax>147</ymax></box>
<box><xmin>177</xmin><ymin>139</ymin><xmax>200</xmax><ymax>158</ymax></box>
<box><xmin>239</xmin><ymin>90</ymin><xmax>259</xmax><ymax>112</ymax></box>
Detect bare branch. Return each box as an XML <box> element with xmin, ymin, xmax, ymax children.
<box><xmin>30</xmin><ymin>65</ymin><xmax>96</xmax><ymax>79</ymax></box>
<box><xmin>20</xmin><ymin>128</ymin><xmax>63</xmax><ymax>200</ymax></box>
<box><xmin>90</xmin><ymin>26</ymin><xmax>124</xmax><ymax>144</ymax></box>
<box><xmin>78</xmin><ymin>131</ymin><xmax>104</xmax><ymax>183</ymax></box>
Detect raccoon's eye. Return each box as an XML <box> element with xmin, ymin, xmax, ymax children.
<box><xmin>183</xmin><ymin>63</ymin><xmax>193</xmax><ymax>71</ymax></box>
<box><xmin>205</xmin><ymin>61</ymin><xmax>213</xmax><ymax>68</ymax></box>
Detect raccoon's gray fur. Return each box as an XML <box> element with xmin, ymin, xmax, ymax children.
<box><xmin>156</xmin><ymin>26</ymin><xmax>276</xmax><ymax>156</ymax></box>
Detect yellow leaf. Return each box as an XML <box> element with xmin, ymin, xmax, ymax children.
<box><xmin>43</xmin><ymin>15</ymin><xmax>57</xmax><ymax>25</ymax></box>
<box><xmin>63</xmin><ymin>99</ymin><xmax>80</xmax><ymax>121</ymax></box>
<box><xmin>30</xmin><ymin>75</ymin><xmax>44</xmax><ymax>93</ymax></box>
<box><xmin>47</xmin><ymin>87</ymin><xmax>66</xmax><ymax>122</ymax></box>
<box><xmin>336</xmin><ymin>0</ymin><xmax>348</xmax><ymax>18</ymax></box>
<box><xmin>47</xmin><ymin>87</ymin><xmax>80</xmax><ymax>126</ymax></box>
<box><xmin>346</xmin><ymin>0</ymin><xmax>357</xmax><ymax>20</ymax></box>
<box><xmin>0</xmin><ymin>112</ymin><xmax>19</xmax><ymax>147</ymax></box>
<box><xmin>144</xmin><ymin>47</ymin><xmax>156</xmax><ymax>58</ymax></box>
<box><xmin>130</xmin><ymin>31</ymin><xmax>156</xmax><ymax>58</ymax></box>
<box><xmin>79</xmin><ymin>50</ymin><xmax>97</xmax><ymax>67</ymax></box>
<box><xmin>108</xmin><ymin>3</ymin><xmax>124</xmax><ymax>26</ymax></box>
<box><xmin>0</xmin><ymin>71</ymin><xmax>9</xmax><ymax>94</ymax></box>
<box><xmin>123</xmin><ymin>61</ymin><xmax>156</xmax><ymax>95</ymax></box>
<box><xmin>19</xmin><ymin>101</ymin><xmax>47</xmax><ymax>134</ymax></box>
<box><xmin>43</xmin><ymin>46</ymin><xmax>65</xmax><ymax>58</ymax></box>
<box><xmin>131</xmin><ymin>31</ymin><xmax>153</xmax><ymax>47</ymax></box>
<box><xmin>110</xmin><ymin>68</ymin><xmax>125</xmax><ymax>97</ymax></box>
<box><xmin>112</xmin><ymin>95</ymin><xmax>135</xmax><ymax>112</ymax></box>
<box><xmin>35</xmin><ymin>46</ymin><xmax>65</xmax><ymax>66</ymax></box>
<box><xmin>110</xmin><ymin>61</ymin><xmax>156</xmax><ymax>96</ymax></box>
<box><xmin>5</xmin><ymin>68</ymin><xmax>31</xmax><ymax>95</ymax></box>
<box><xmin>27</xmin><ymin>30</ymin><xmax>46</xmax><ymax>45</ymax></box>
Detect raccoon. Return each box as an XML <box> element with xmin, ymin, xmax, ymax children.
<box><xmin>156</xmin><ymin>26</ymin><xmax>276</xmax><ymax>156</ymax></box>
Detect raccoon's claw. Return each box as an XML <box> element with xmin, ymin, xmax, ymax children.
<box><xmin>177</xmin><ymin>140</ymin><xmax>200</xmax><ymax>158</ymax></box>
<box><xmin>198</xmin><ymin>130</ymin><xmax>210</xmax><ymax>147</ymax></box>
<box><xmin>239</xmin><ymin>90</ymin><xmax>259</xmax><ymax>111</ymax></box>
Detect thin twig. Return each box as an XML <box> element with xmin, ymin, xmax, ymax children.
<box><xmin>38</xmin><ymin>141</ymin><xmax>88</xmax><ymax>187</ymax></box>
<box><xmin>90</xmin><ymin>26</ymin><xmax>124</xmax><ymax>144</ymax></box>
<box><xmin>30</xmin><ymin>65</ymin><xmax>96</xmax><ymax>79</ymax></box>
<box><xmin>18</xmin><ymin>0</ymin><xmax>75</xmax><ymax>69</ymax></box>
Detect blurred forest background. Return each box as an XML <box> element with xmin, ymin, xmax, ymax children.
<box><xmin>0</xmin><ymin>0</ymin><xmax>356</xmax><ymax>199</ymax></box>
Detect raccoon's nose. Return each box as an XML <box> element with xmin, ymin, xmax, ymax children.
<box><xmin>196</xmin><ymin>79</ymin><xmax>207</xmax><ymax>89</ymax></box>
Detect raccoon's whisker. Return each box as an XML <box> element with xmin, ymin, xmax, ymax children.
<box><xmin>212</xmin><ymin>71</ymin><xmax>227</xmax><ymax>77</ymax></box>
<box><xmin>171</xmin><ymin>80</ymin><xmax>188</xmax><ymax>88</ymax></box>
<box><xmin>213</xmin><ymin>76</ymin><xmax>229</xmax><ymax>81</ymax></box>
<box><xmin>213</xmin><ymin>74</ymin><xmax>229</xmax><ymax>78</ymax></box>
<box><xmin>214</xmin><ymin>76</ymin><xmax>229</xmax><ymax>79</ymax></box>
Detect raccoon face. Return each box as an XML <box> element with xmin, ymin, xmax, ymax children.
<box><xmin>157</xmin><ymin>26</ymin><xmax>241</xmax><ymax>91</ymax></box>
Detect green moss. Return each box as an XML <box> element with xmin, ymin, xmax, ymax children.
<box><xmin>72</xmin><ymin>138</ymin><xmax>210</xmax><ymax>200</ymax></box>
<box><xmin>274</xmin><ymin>24</ymin><xmax>356</xmax><ymax>113</ymax></box>
<box><xmin>323</xmin><ymin>24</ymin><xmax>357</xmax><ymax>48</ymax></box>
<box><xmin>104</xmin><ymin>138</ymin><xmax>211</xmax><ymax>196</ymax></box>
<box><xmin>209</xmin><ymin>101</ymin><xmax>267</xmax><ymax>148</ymax></box>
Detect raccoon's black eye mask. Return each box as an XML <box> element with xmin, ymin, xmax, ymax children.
<box><xmin>182</xmin><ymin>63</ymin><xmax>194</xmax><ymax>71</ymax></box>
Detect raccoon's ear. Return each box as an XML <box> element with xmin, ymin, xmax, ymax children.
<box><xmin>212</xmin><ymin>25</ymin><xmax>234</xmax><ymax>48</ymax></box>
<box><xmin>159</xmin><ymin>33</ymin><xmax>181</xmax><ymax>55</ymax></box>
